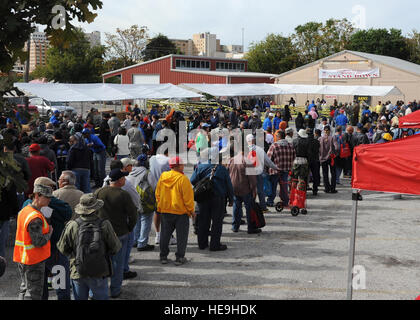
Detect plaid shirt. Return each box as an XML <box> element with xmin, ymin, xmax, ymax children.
<box><xmin>267</xmin><ymin>140</ymin><xmax>296</xmax><ymax>175</ymax></box>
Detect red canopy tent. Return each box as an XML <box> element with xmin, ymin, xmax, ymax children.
<box><xmin>352</xmin><ymin>134</ymin><xmax>420</xmax><ymax>195</ymax></box>
<box><xmin>398</xmin><ymin>110</ymin><xmax>420</xmax><ymax>129</ymax></box>
<box><xmin>347</xmin><ymin>134</ymin><xmax>420</xmax><ymax>299</ymax></box>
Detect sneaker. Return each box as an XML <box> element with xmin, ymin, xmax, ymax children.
<box><xmin>160</xmin><ymin>257</ymin><xmax>168</xmax><ymax>265</ymax></box>
<box><xmin>123</xmin><ymin>271</ymin><xmax>137</xmax><ymax>280</ymax></box>
<box><xmin>155</xmin><ymin>233</ymin><xmax>160</xmax><ymax>245</ymax></box>
<box><xmin>170</xmin><ymin>235</ymin><xmax>177</xmax><ymax>245</ymax></box>
<box><xmin>174</xmin><ymin>257</ymin><xmax>188</xmax><ymax>266</ymax></box>
<box><xmin>137</xmin><ymin>244</ymin><xmax>155</xmax><ymax>252</ymax></box>
<box><xmin>231</xmin><ymin>227</ymin><xmax>239</xmax><ymax>233</ymax></box>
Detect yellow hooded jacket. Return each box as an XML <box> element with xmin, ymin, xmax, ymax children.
<box><xmin>155</xmin><ymin>170</ymin><xmax>195</xmax><ymax>216</ymax></box>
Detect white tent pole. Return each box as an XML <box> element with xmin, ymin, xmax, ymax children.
<box><xmin>347</xmin><ymin>189</ymin><xmax>359</xmax><ymax>300</ymax></box>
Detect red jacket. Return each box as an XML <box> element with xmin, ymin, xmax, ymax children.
<box><xmin>25</xmin><ymin>155</ymin><xmax>55</xmax><ymax>196</ymax></box>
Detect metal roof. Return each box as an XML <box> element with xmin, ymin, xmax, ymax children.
<box><xmin>275</xmin><ymin>50</ymin><xmax>420</xmax><ymax>78</ymax></box>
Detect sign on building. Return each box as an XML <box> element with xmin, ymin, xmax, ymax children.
<box><xmin>319</xmin><ymin>68</ymin><xmax>380</xmax><ymax>79</ymax></box>
<box><xmin>354</xmin><ymin>95</ymin><xmax>372</xmax><ymax>106</ymax></box>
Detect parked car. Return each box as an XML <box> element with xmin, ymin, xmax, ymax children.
<box><xmin>29</xmin><ymin>97</ymin><xmax>77</xmax><ymax>117</ymax></box>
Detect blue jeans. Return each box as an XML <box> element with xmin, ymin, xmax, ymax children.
<box><xmin>267</xmin><ymin>175</ymin><xmax>279</xmax><ymax>205</ymax></box>
<box><xmin>72</xmin><ymin>278</ymin><xmax>109</xmax><ymax>300</ymax></box>
<box><xmin>134</xmin><ymin>212</ymin><xmax>154</xmax><ymax>248</ymax></box>
<box><xmin>73</xmin><ymin>168</ymin><xmax>91</xmax><ymax>193</ymax></box>
<box><xmin>0</xmin><ymin>220</ymin><xmax>10</xmax><ymax>258</ymax></box>
<box><xmin>93</xmin><ymin>150</ymin><xmax>106</xmax><ymax>186</ymax></box>
<box><xmin>42</xmin><ymin>248</ymin><xmax>71</xmax><ymax>300</ymax></box>
<box><xmin>256</xmin><ymin>174</ymin><xmax>267</xmax><ymax>210</ymax></box>
<box><xmin>123</xmin><ymin>231</ymin><xmax>135</xmax><ymax>274</ymax></box>
<box><xmin>111</xmin><ymin>234</ymin><xmax>129</xmax><ymax>297</ymax></box>
<box><xmin>232</xmin><ymin>194</ymin><xmax>253</xmax><ymax>232</ymax></box>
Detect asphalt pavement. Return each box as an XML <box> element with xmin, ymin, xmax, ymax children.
<box><xmin>1</xmin><ymin>163</ymin><xmax>420</xmax><ymax>300</ymax></box>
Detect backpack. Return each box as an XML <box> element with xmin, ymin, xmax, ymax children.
<box><xmin>193</xmin><ymin>165</ymin><xmax>218</xmax><ymax>203</ymax></box>
<box><xmin>136</xmin><ymin>171</ymin><xmax>156</xmax><ymax>214</ymax></box>
<box><xmin>74</xmin><ymin>218</ymin><xmax>110</xmax><ymax>278</ymax></box>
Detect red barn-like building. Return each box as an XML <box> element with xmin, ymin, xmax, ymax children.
<box><xmin>102</xmin><ymin>54</ymin><xmax>277</xmax><ymax>85</ymax></box>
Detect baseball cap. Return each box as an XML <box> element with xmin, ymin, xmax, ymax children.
<box><xmin>246</xmin><ymin>134</ymin><xmax>255</xmax><ymax>143</ymax></box>
<box><xmin>82</xmin><ymin>128</ymin><xmax>91</xmax><ymax>134</ymax></box>
<box><xmin>121</xmin><ymin>158</ymin><xmax>137</xmax><ymax>168</ymax></box>
<box><xmin>137</xmin><ymin>154</ymin><xmax>148</xmax><ymax>166</ymax></box>
<box><xmin>33</xmin><ymin>183</ymin><xmax>54</xmax><ymax>198</ymax></box>
<box><xmin>357</xmin><ymin>123</ymin><xmax>364</xmax><ymax>129</ymax></box>
<box><xmin>29</xmin><ymin>143</ymin><xmax>41</xmax><ymax>152</ymax></box>
<box><xmin>109</xmin><ymin>169</ymin><xmax>129</xmax><ymax>182</ymax></box>
<box><xmin>382</xmin><ymin>133</ymin><xmax>393</xmax><ymax>141</ymax></box>
<box><xmin>169</xmin><ymin>156</ymin><xmax>183</xmax><ymax>168</ymax></box>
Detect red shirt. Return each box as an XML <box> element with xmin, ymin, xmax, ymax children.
<box><xmin>25</xmin><ymin>155</ymin><xmax>55</xmax><ymax>196</ymax></box>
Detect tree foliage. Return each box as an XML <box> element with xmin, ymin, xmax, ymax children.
<box><xmin>246</xmin><ymin>34</ymin><xmax>300</xmax><ymax>74</ymax></box>
<box><xmin>347</xmin><ymin>28</ymin><xmax>410</xmax><ymax>60</ymax></box>
<box><xmin>104</xmin><ymin>25</ymin><xmax>149</xmax><ymax>65</ymax></box>
<box><xmin>292</xmin><ymin>19</ymin><xmax>355</xmax><ymax>64</ymax></box>
<box><xmin>0</xmin><ymin>0</ymin><xmax>103</xmax><ymax>73</ymax></box>
<box><xmin>32</xmin><ymin>29</ymin><xmax>105</xmax><ymax>83</ymax></box>
<box><xmin>143</xmin><ymin>34</ymin><xmax>178</xmax><ymax>61</ymax></box>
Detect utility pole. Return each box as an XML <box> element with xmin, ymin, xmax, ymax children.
<box><xmin>241</xmin><ymin>28</ymin><xmax>244</xmax><ymax>52</ymax></box>
<box><xmin>24</xmin><ymin>38</ymin><xmax>30</xmax><ymax>83</ymax></box>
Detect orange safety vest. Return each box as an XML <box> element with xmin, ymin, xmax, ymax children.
<box><xmin>13</xmin><ymin>205</ymin><xmax>51</xmax><ymax>265</ymax></box>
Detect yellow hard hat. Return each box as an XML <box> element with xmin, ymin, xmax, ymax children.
<box><xmin>382</xmin><ymin>133</ymin><xmax>393</xmax><ymax>141</ymax></box>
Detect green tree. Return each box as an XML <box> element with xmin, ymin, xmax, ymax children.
<box><xmin>347</xmin><ymin>28</ymin><xmax>410</xmax><ymax>60</ymax></box>
<box><xmin>104</xmin><ymin>25</ymin><xmax>149</xmax><ymax>65</ymax></box>
<box><xmin>143</xmin><ymin>34</ymin><xmax>178</xmax><ymax>61</ymax></box>
<box><xmin>406</xmin><ymin>30</ymin><xmax>420</xmax><ymax>64</ymax></box>
<box><xmin>32</xmin><ymin>29</ymin><xmax>106</xmax><ymax>83</ymax></box>
<box><xmin>0</xmin><ymin>0</ymin><xmax>103</xmax><ymax>73</ymax></box>
<box><xmin>292</xmin><ymin>19</ymin><xmax>355</xmax><ymax>64</ymax></box>
<box><xmin>245</xmin><ymin>33</ymin><xmax>300</xmax><ymax>74</ymax></box>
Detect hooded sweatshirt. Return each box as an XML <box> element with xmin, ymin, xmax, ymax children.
<box><xmin>155</xmin><ymin>170</ymin><xmax>194</xmax><ymax>216</ymax></box>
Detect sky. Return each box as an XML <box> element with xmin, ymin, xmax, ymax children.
<box><xmin>65</xmin><ymin>0</ymin><xmax>420</xmax><ymax>50</ymax></box>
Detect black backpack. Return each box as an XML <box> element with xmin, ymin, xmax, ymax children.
<box><xmin>74</xmin><ymin>218</ymin><xmax>110</xmax><ymax>278</ymax></box>
<box><xmin>193</xmin><ymin>165</ymin><xmax>218</xmax><ymax>203</ymax></box>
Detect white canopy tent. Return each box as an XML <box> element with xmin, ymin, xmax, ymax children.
<box><xmin>180</xmin><ymin>83</ymin><xmax>403</xmax><ymax>98</ymax></box>
<box><xmin>13</xmin><ymin>83</ymin><xmax>203</xmax><ymax>102</ymax></box>
<box><xmin>271</xmin><ymin>84</ymin><xmax>403</xmax><ymax>97</ymax></box>
<box><xmin>179</xmin><ymin>83</ymin><xmax>287</xmax><ymax>97</ymax></box>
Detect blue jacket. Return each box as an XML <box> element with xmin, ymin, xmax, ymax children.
<box><xmin>190</xmin><ymin>164</ymin><xmax>234</xmax><ymax>201</ymax></box>
<box><xmin>49</xmin><ymin>115</ymin><xmax>60</xmax><ymax>126</ymax></box>
<box><xmin>263</xmin><ymin>118</ymin><xmax>273</xmax><ymax>131</ymax></box>
<box><xmin>273</xmin><ymin>117</ymin><xmax>282</xmax><ymax>131</ymax></box>
<box><xmin>335</xmin><ymin>114</ymin><xmax>349</xmax><ymax>126</ymax></box>
<box><xmin>85</xmin><ymin>134</ymin><xmax>105</xmax><ymax>153</ymax></box>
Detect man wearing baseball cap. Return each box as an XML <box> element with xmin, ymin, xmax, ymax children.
<box><xmin>13</xmin><ymin>177</ymin><xmax>54</xmax><ymax>299</ymax></box>
<box><xmin>25</xmin><ymin>143</ymin><xmax>55</xmax><ymax>198</ymax></box>
<box><xmin>95</xmin><ymin>168</ymin><xmax>138</xmax><ymax>298</ymax></box>
<box><xmin>155</xmin><ymin>156</ymin><xmax>195</xmax><ymax>266</ymax></box>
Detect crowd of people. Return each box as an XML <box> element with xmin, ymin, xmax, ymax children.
<box><xmin>0</xmin><ymin>97</ymin><xmax>419</xmax><ymax>300</ymax></box>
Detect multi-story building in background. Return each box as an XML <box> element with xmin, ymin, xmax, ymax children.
<box><xmin>13</xmin><ymin>28</ymin><xmax>101</xmax><ymax>75</ymax></box>
<box><xmin>171</xmin><ymin>32</ymin><xmax>244</xmax><ymax>59</ymax></box>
